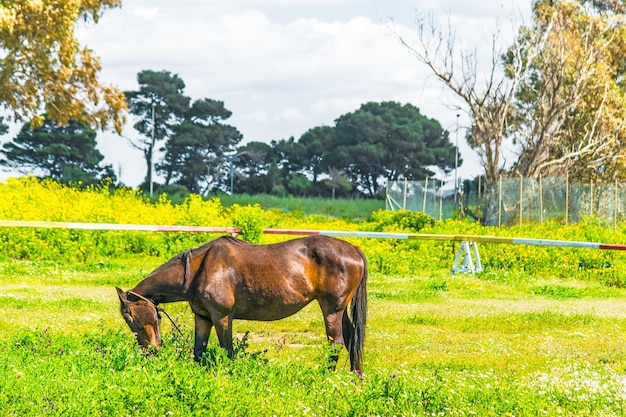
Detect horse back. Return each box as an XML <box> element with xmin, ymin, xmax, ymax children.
<box><xmin>190</xmin><ymin>235</ymin><xmax>365</xmax><ymax>320</ymax></box>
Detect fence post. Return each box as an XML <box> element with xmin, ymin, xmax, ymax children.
<box><xmin>403</xmin><ymin>178</ymin><xmax>407</xmax><ymax>210</ymax></box>
<box><xmin>433</xmin><ymin>179</ymin><xmax>437</xmax><ymax>218</ymax></box>
<box><xmin>439</xmin><ymin>180</ymin><xmax>443</xmax><ymax>221</ymax></box>
<box><xmin>423</xmin><ymin>177</ymin><xmax>428</xmax><ymax>213</ymax></box>
<box><xmin>614</xmin><ymin>178</ymin><xmax>618</xmax><ymax>231</ymax></box>
<box><xmin>590</xmin><ymin>180</ymin><xmax>593</xmax><ymax>217</ymax></box>
<box><xmin>519</xmin><ymin>173</ymin><xmax>523</xmax><ymax>228</ymax></box>
<box><xmin>539</xmin><ymin>174</ymin><xmax>543</xmax><ymax>223</ymax></box>
<box><xmin>565</xmin><ymin>174</ymin><xmax>569</xmax><ymax>225</ymax></box>
<box><xmin>498</xmin><ymin>175</ymin><xmax>502</xmax><ymax>227</ymax></box>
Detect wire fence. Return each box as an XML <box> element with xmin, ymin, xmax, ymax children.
<box><xmin>386</xmin><ymin>177</ymin><xmax>626</xmax><ymax>228</ymax></box>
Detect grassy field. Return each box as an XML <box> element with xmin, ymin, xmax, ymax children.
<box><xmin>2</xmin><ymin>257</ymin><xmax>626</xmax><ymax>416</ymax></box>
<box><xmin>218</xmin><ymin>193</ymin><xmax>386</xmax><ymax>220</ymax></box>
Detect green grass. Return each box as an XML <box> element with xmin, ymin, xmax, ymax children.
<box><xmin>218</xmin><ymin>193</ymin><xmax>385</xmax><ymax>220</ymax></box>
<box><xmin>2</xmin><ymin>259</ymin><xmax>626</xmax><ymax>416</ymax></box>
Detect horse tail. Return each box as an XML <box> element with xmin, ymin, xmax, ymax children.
<box><xmin>349</xmin><ymin>246</ymin><xmax>368</xmax><ymax>371</ymax></box>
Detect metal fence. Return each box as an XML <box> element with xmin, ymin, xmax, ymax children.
<box><xmin>385</xmin><ymin>179</ymin><xmax>463</xmax><ymax>221</ymax></box>
<box><xmin>386</xmin><ymin>177</ymin><xmax>626</xmax><ymax>227</ymax></box>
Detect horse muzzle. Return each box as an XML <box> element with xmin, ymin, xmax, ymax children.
<box><xmin>135</xmin><ymin>326</ymin><xmax>162</xmax><ymax>350</ymax></box>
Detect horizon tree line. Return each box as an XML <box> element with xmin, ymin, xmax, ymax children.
<box><xmin>0</xmin><ymin>69</ymin><xmax>459</xmax><ymax>199</ymax></box>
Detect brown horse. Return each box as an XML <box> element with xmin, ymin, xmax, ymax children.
<box><xmin>116</xmin><ymin>235</ymin><xmax>368</xmax><ymax>371</ymax></box>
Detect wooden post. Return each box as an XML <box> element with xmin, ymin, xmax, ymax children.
<box><xmin>539</xmin><ymin>174</ymin><xmax>543</xmax><ymax>223</ymax></box>
<box><xmin>433</xmin><ymin>179</ymin><xmax>437</xmax><ymax>217</ymax></box>
<box><xmin>614</xmin><ymin>178</ymin><xmax>618</xmax><ymax>231</ymax></box>
<box><xmin>439</xmin><ymin>180</ymin><xmax>443</xmax><ymax>220</ymax></box>
<box><xmin>565</xmin><ymin>174</ymin><xmax>569</xmax><ymax>225</ymax></box>
<box><xmin>403</xmin><ymin>178</ymin><xmax>407</xmax><ymax>210</ymax></box>
<box><xmin>590</xmin><ymin>180</ymin><xmax>593</xmax><ymax>216</ymax></box>
<box><xmin>519</xmin><ymin>173</ymin><xmax>523</xmax><ymax>228</ymax></box>
<box><xmin>423</xmin><ymin>177</ymin><xmax>428</xmax><ymax>213</ymax></box>
<box><xmin>498</xmin><ymin>175</ymin><xmax>502</xmax><ymax>227</ymax></box>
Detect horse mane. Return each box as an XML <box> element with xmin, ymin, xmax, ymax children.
<box><xmin>146</xmin><ymin>235</ymin><xmax>248</xmax><ymax>286</ymax></box>
<box><xmin>188</xmin><ymin>235</ymin><xmax>247</xmax><ymax>254</ymax></box>
<box><xmin>217</xmin><ymin>235</ymin><xmax>248</xmax><ymax>246</ymax></box>
<box><xmin>181</xmin><ymin>249</ymin><xmax>191</xmax><ymax>284</ymax></box>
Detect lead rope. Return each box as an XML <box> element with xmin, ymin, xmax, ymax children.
<box><xmin>127</xmin><ymin>290</ymin><xmax>185</xmax><ymax>339</ymax></box>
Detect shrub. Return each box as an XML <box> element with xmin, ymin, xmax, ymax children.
<box><xmin>369</xmin><ymin>209</ymin><xmax>435</xmax><ymax>232</ymax></box>
<box><xmin>230</xmin><ymin>204</ymin><xmax>270</xmax><ymax>244</ymax></box>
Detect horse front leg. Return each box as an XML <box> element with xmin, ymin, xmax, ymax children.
<box><xmin>193</xmin><ymin>314</ymin><xmax>213</xmax><ymax>362</ymax></box>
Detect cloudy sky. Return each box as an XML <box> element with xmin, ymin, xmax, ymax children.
<box><xmin>73</xmin><ymin>0</ymin><xmax>530</xmax><ymax>187</ymax></box>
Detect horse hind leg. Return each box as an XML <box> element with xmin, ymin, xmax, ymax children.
<box><xmin>212</xmin><ymin>314</ymin><xmax>234</xmax><ymax>359</ymax></box>
<box><xmin>342</xmin><ymin>309</ymin><xmax>355</xmax><ymax>353</ymax></box>
<box><xmin>322</xmin><ymin>310</ymin><xmax>347</xmax><ymax>371</ymax></box>
<box><xmin>341</xmin><ymin>310</ymin><xmax>362</xmax><ymax>371</ymax></box>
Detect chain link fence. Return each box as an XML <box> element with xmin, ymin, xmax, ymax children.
<box><xmin>386</xmin><ymin>177</ymin><xmax>626</xmax><ymax>227</ymax></box>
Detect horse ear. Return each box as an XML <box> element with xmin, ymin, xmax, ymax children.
<box><xmin>116</xmin><ymin>287</ymin><xmax>128</xmax><ymax>303</ymax></box>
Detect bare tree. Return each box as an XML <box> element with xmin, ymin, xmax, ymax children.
<box><xmin>395</xmin><ymin>13</ymin><xmax>540</xmax><ymax>181</ymax></box>
<box><xmin>397</xmin><ymin>3</ymin><xmax>626</xmax><ymax>182</ymax></box>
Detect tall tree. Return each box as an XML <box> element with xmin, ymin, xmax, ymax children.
<box><xmin>271</xmin><ymin>136</ymin><xmax>308</xmax><ymax>192</ymax></box>
<box><xmin>298</xmin><ymin>126</ymin><xmax>337</xmax><ymax>184</ymax></box>
<box><xmin>235</xmin><ymin>141</ymin><xmax>276</xmax><ymax>178</ymax></box>
<box><xmin>330</xmin><ymin>101</ymin><xmax>457</xmax><ymax>197</ymax></box>
<box><xmin>579</xmin><ymin>0</ymin><xmax>625</xmax><ymax>13</ymax></box>
<box><xmin>0</xmin><ymin>0</ymin><xmax>126</xmax><ymax>132</ymax></box>
<box><xmin>158</xmin><ymin>98</ymin><xmax>242</xmax><ymax>195</ymax></box>
<box><xmin>0</xmin><ymin>116</ymin><xmax>115</xmax><ymax>185</ymax></box>
<box><xmin>232</xmin><ymin>141</ymin><xmax>279</xmax><ymax>195</ymax></box>
<box><xmin>324</xmin><ymin>166</ymin><xmax>353</xmax><ymax>199</ymax></box>
<box><xmin>125</xmin><ymin>70</ymin><xmax>190</xmax><ymax>191</ymax></box>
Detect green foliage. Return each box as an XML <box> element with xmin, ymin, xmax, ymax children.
<box><xmin>220</xmin><ymin>193</ymin><xmax>384</xmax><ymax>221</ymax></box>
<box><xmin>160</xmin><ymin>98</ymin><xmax>242</xmax><ymax>194</ymax></box>
<box><xmin>0</xmin><ymin>117</ymin><xmax>115</xmax><ymax>185</ymax></box>
<box><xmin>233</xmin><ymin>101</ymin><xmax>455</xmax><ymax>198</ymax></box>
<box><xmin>4</xmin><ymin>177</ymin><xmax>626</xmax><ymax>286</ymax></box>
<box><xmin>329</xmin><ymin>101</ymin><xmax>457</xmax><ymax>197</ymax></box>
<box><xmin>370</xmin><ymin>209</ymin><xmax>435</xmax><ymax>232</ymax></box>
<box><xmin>230</xmin><ymin>204</ymin><xmax>273</xmax><ymax>243</ymax></box>
<box><xmin>286</xmin><ymin>174</ymin><xmax>311</xmax><ymax>196</ymax></box>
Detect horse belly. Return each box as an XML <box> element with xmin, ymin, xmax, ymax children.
<box><xmin>232</xmin><ymin>289</ymin><xmax>314</xmax><ymax>321</ymax></box>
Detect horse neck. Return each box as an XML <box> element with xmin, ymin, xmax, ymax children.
<box><xmin>132</xmin><ymin>262</ymin><xmax>189</xmax><ymax>305</ymax></box>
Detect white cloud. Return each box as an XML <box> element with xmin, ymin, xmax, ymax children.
<box><xmin>310</xmin><ymin>97</ymin><xmax>362</xmax><ymax>118</ymax></box>
<box><xmin>129</xmin><ymin>6</ymin><xmax>160</xmax><ymax>20</ymax></box>
<box><xmin>277</xmin><ymin>107</ymin><xmax>308</xmax><ymax>123</ymax></box>
<box><xmin>239</xmin><ymin>110</ymin><xmax>270</xmax><ymax>124</ymax></box>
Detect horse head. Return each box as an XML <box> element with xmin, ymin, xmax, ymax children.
<box><xmin>116</xmin><ymin>287</ymin><xmax>162</xmax><ymax>351</ymax></box>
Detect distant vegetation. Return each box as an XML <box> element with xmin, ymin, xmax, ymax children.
<box><xmin>3</xmin><ymin>176</ymin><xmax>626</xmax><ymax>285</ymax></box>
<box><xmin>218</xmin><ymin>193</ymin><xmax>385</xmax><ymax>221</ymax></box>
